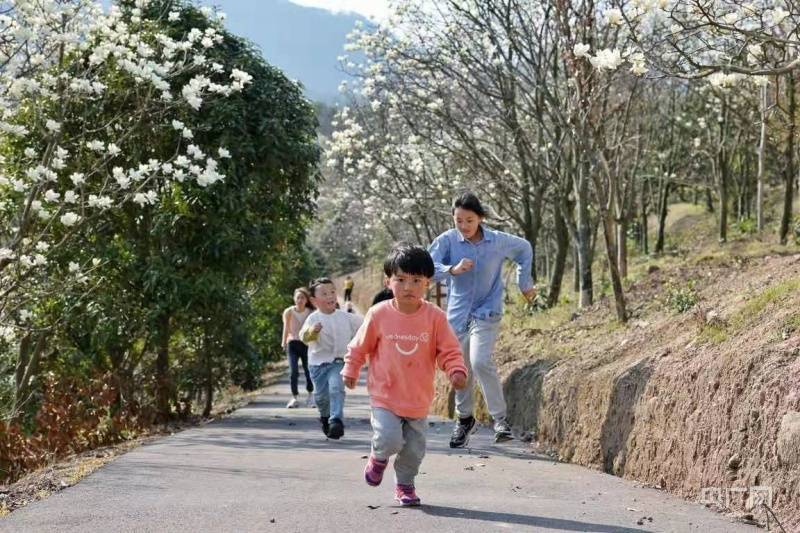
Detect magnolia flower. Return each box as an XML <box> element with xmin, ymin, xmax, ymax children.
<box><xmin>107</xmin><ymin>143</ymin><xmax>121</xmax><ymax>156</ymax></box>
<box><xmin>708</xmin><ymin>71</ymin><xmax>740</xmax><ymax>88</ymax></box>
<box><xmin>590</xmin><ymin>48</ymin><xmax>623</xmax><ymax>71</ymax></box>
<box><xmin>45</xmin><ymin>119</ymin><xmax>61</xmax><ymax>132</ymax></box>
<box><xmin>92</xmin><ymin>258</ymin><xmax>102</xmax><ymax>267</ymax></box>
<box><xmin>64</xmin><ymin>190</ymin><xmax>78</xmax><ymax>203</ymax></box>
<box><xmin>629</xmin><ymin>52</ymin><xmax>647</xmax><ymax>76</ymax></box>
<box><xmin>86</xmin><ymin>140</ymin><xmax>105</xmax><ymax>152</ymax></box>
<box><xmin>44</xmin><ymin>189</ymin><xmax>60</xmax><ymax>202</ymax></box>
<box><xmin>604</xmin><ymin>8</ymin><xmax>623</xmax><ymax>26</ymax></box>
<box><xmin>133</xmin><ymin>192</ymin><xmax>149</xmax><ymax>206</ymax></box>
<box><xmin>693</xmin><ymin>138</ymin><xmax>701</xmax><ymax>148</ymax></box>
<box><xmin>0</xmin><ymin>248</ymin><xmax>14</xmax><ymax>260</ymax></box>
<box><xmin>772</xmin><ymin>7</ymin><xmax>790</xmax><ymax>24</ymax></box>
<box><xmin>168</xmin><ymin>11</ymin><xmax>180</xmax><ymax>21</ymax></box>
<box><xmin>70</xmin><ymin>172</ymin><xmax>86</xmax><ymax>186</ymax></box>
<box><xmin>88</xmin><ymin>195</ymin><xmax>113</xmax><ymax>209</ymax></box>
<box><xmin>60</xmin><ymin>212</ymin><xmax>80</xmax><ymax>226</ymax></box>
<box><xmin>218</xmin><ymin>147</ymin><xmax>231</xmax><ymax>158</ymax></box>
<box><xmin>68</xmin><ymin>261</ymin><xmax>81</xmax><ymax>273</ymax></box>
<box><xmin>573</xmin><ymin>43</ymin><xmax>591</xmax><ymax>58</ymax></box>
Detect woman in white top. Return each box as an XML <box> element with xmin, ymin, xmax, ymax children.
<box><xmin>282</xmin><ymin>287</ymin><xmax>314</xmax><ymax>408</ymax></box>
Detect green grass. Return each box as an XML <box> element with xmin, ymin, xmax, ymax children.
<box><xmin>729</xmin><ymin>278</ymin><xmax>800</xmax><ymax>331</ymax></box>
<box><xmin>698</xmin><ymin>324</ymin><xmax>729</xmax><ymax>344</ymax></box>
<box><xmin>696</xmin><ymin>277</ymin><xmax>800</xmax><ymax>345</ymax></box>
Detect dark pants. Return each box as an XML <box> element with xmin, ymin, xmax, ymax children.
<box><xmin>344</xmin><ymin>288</ymin><xmax>353</xmax><ymax>301</ymax></box>
<box><xmin>287</xmin><ymin>340</ymin><xmax>313</xmax><ymax>396</ymax></box>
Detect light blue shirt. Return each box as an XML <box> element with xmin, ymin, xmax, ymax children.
<box><xmin>428</xmin><ymin>226</ymin><xmax>534</xmax><ymax>334</ymax></box>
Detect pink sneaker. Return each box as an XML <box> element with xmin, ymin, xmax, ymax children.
<box><xmin>364</xmin><ymin>455</ymin><xmax>388</xmax><ymax>486</ymax></box>
<box><xmin>394</xmin><ymin>483</ymin><xmax>421</xmax><ymax>506</ymax></box>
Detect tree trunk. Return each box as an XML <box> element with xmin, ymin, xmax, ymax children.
<box><xmin>616</xmin><ymin>220</ymin><xmax>628</xmax><ymax>280</ymax></box>
<box><xmin>780</xmin><ymin>72</ymin><xmax>797</xmax><ymax>245</ymax></box>
<box><xmin>573</xmin><ymin>246</ymin><xmax>580</xmax><ymax>293</ymax></box>
<box><xmin>641</xmin><ymin>181</ymin><xmax>649</xmax><ymax>255</ymax></box>
<box><xmin>13</xmin><ymin>333</ymin><xmax>46</xmax><ymax>419</ymax></box>
<box><xmin>705</xmin><ymin>188</ymin><xmax>715</xmax><ymax>213</ymax></box>
<box><xmin>575</xmin><ymin>170</ymin><xmax>593</xmax><ymax>307</ymax></box>
<box><xmin>155</xmin><ymin>312</ymin><xmax>172</xmax><ymax>421</ymax></box>
<box><xmin>548</xmin><ymin>206</ymin><xmax>569</xmax><ymax>308</ymax></box>
<box><xmin>602</xmin><ymin>214</ymin><xmax>628</xmax><ymax>322</ymax></box>
<box><xmin>718</xmin><ymin>100</ymin><xmax>730</xmax><ymax>244</ymax></box>
<box><xmin>655</xmin><ymin>180</ymin><xmax>670</xmax><ymax>254</ymax></box>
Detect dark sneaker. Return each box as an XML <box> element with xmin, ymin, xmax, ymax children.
<box><xmin>327</xmin><ymin>418</ymin><xmax>344</xmax><ymax>439</ymax></box>
<box><xmin>320</xmin><ymin>416</ymin><xmax>330</xmax><ymax>436</ymax></box>
<box><xmin>449</xmin><ymin>416</ymin><xmax>477</xmax><ymax>448</ymax></box>
<box><xmin>364</xmin><ymin>455</ymin><xmax>389</xmax><ymax>486</ymax></box>
<box><xmin>394</xmin><ymin>483</ymin><xmax>421</xmax><ymax>506</ymax></box>
<box><xmin>493</xmin><ymin>418</ymin><xmax>513</xmax><ymax>443</ymax></box>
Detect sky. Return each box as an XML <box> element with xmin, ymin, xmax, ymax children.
<box><xmin>204</xmin><ymin>0</ymin><xmax>379</xmax><ymax>101</ymax></box>
<box><xmin>286</xmin><ymin>0</ymin><xmax>390</xmax><ymax>21</ymax></box>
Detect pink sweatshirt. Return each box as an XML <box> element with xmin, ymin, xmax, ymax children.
<box><xmin>342</xmin><ymin>300</ymin><xmax>467</xmax><ymax>419</ymax></box>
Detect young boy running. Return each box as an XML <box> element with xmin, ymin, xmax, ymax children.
<box><xmin>300</xmin><ymin>278</ymin><xmax>362</xmax><ymax>439</ymax></box>
<box><xmin>342</xmin><ymin>244</ymin><xmax>467</xmax><ymax>506</ymax></box>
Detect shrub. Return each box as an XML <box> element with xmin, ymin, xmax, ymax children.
<box><xmin>665</xmin><ymin>280</ymin><xmax>697</xmax><ymax>313</ymax></box>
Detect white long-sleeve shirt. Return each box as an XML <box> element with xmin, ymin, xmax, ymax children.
<box><xmin>299</xmin><ymin>309</ymin><xmax>363</xmax><ymax>365</ymax></box>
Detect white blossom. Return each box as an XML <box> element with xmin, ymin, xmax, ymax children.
<box><xmin>60</xmin><ymin>212</ymin><xmax>80</xmax><ymax>226</ymax></box>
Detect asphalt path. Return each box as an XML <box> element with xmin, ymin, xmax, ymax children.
<box><xmin>1</xmin><ymin>373</ymin><xmax>758</xmax><ymax>532</ymax></box>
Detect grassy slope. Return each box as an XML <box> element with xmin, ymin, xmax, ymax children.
<box><xmin>341</xmin><ymin>198</ymin><xmax>799</xmax><ymax>528</ymax></box>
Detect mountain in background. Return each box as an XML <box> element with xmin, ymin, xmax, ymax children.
<box><xmin>219</xmin><ymin>0</ymin><xmax>368</xmax><ymax>103</ymax></box>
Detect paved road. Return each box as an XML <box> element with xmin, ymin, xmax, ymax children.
<box><xmin>1</xmin><ymin>374</ymin><xmax>757</xmax><ymax>532</ymax></box>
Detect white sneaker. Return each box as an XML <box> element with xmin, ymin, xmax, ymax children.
<box><xmin>305</xmin><ymin>393</ymin><xmax>315</xmax><ymax>407</ymax></box>
<box><xmin>286</xmin><ymin>397</ymin><xmax>299</xmax><ymax>408</ymax></box>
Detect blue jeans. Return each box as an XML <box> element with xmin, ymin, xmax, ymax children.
<box><xmin>310</xmin><ymin>360</ymin><xmax>345</xmax><ymax>421</ymax></box>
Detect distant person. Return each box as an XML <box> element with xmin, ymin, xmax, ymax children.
<box><xmin>343</xmin><ymin>275</ymin><xmax>355</xmax><ymax>302</ymax></box>
<box><xmin>342</xmin><ymin>244</ymin><xmax>467</xmax><ymax>506</ymax></box>
<box><xmin>371</xmin><ymin>286</ymin><xmax>393</xmax><ymax>306</ymax></box>
<box><xmin>429</xmin><ymin>192</ymin><xmax>536</xmax><ymax>447</ymax></box>
<box><xmin>300</xmin><ymin>278</ymin><xmax>363</xmax><ymax>439</ymax></box>
<box><xmin>281</xmin><ymin>288</ymin><xmax>315</xmax><ymax>408</ymax></box>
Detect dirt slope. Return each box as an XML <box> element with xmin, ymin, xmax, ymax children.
<box><xmin>433</xmin><ymin>247</ymin><xmax>800</xmax><ymax>529</ymax></box>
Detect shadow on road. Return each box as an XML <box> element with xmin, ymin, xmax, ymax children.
<box><xmin>419</xmin><ymin>504</ymin><xmax>652</xmax><ymax>533</ymax></box>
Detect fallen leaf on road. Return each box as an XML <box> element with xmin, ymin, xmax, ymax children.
<box><xmin>367</xmin><ymin>505</ymin><xmax>380</xmax><ymax>510</ymax></box>
<box><xmin>391</xmin><ymin>511</ymin><xmax>399</xmax><ymax>515</ymax></box>
<box><xmin>627</xmin><ymin>508</ymin><xmax>639</xmax><ymax>512</ymax></box>
<box><xmin>464</xmin><ymin>466</ymin><xmax>475</xmax><ymax>471</ymax></box>
<box><xmin>478</xmin><ymin>454</ymin><xmax>489</xmax><ymax>459</ymax></box>
<box><xmin>270</xmin><ymin>518</ymin><xmax>275</xmax><ymax>523</ymax></box>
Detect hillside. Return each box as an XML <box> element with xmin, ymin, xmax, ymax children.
<box><xmin>424</xmin><ymin>204</ymin><xmax>800</xmax><ymax>529</ymax></box>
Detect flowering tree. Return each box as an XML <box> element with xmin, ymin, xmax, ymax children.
<box><xmin>0</xmin><ymin>0</ymin><xmax>252</xmax><ymax>418</ymax></box>
<box><xmin>621</xmin><ymin>0</ymin><xmax>799</xmax><ymax>243</ymax></box>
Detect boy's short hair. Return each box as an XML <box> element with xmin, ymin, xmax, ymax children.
<box><xmin>452</xmin><ymin>191</ymin><xmax>487</xmax><ymax>217</ymax></box>
<box><xmin>383</xmin><ymin>243</ymin><xmax>434</xmax><ymax>278</ymax></box>
<box><xmin>309</xmin><ymin>277</ymin><xmax>334</xmax><ymax>296</ymax></box>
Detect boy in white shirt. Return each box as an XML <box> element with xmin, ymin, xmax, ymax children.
<box><xmin>300</xmin><ymin>278</ymin><xmax>363</xmax><ymax>439</ymax></box>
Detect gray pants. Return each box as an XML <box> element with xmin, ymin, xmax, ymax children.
<box><xmin>455</xmin><ymin>318</ymin><xmax>506</xmax><ymax>421</ymax></box>
<box><xmin>370</xmin><ymin>407</ymin><xmax>427</xmax><ymax>486</ymax></box>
